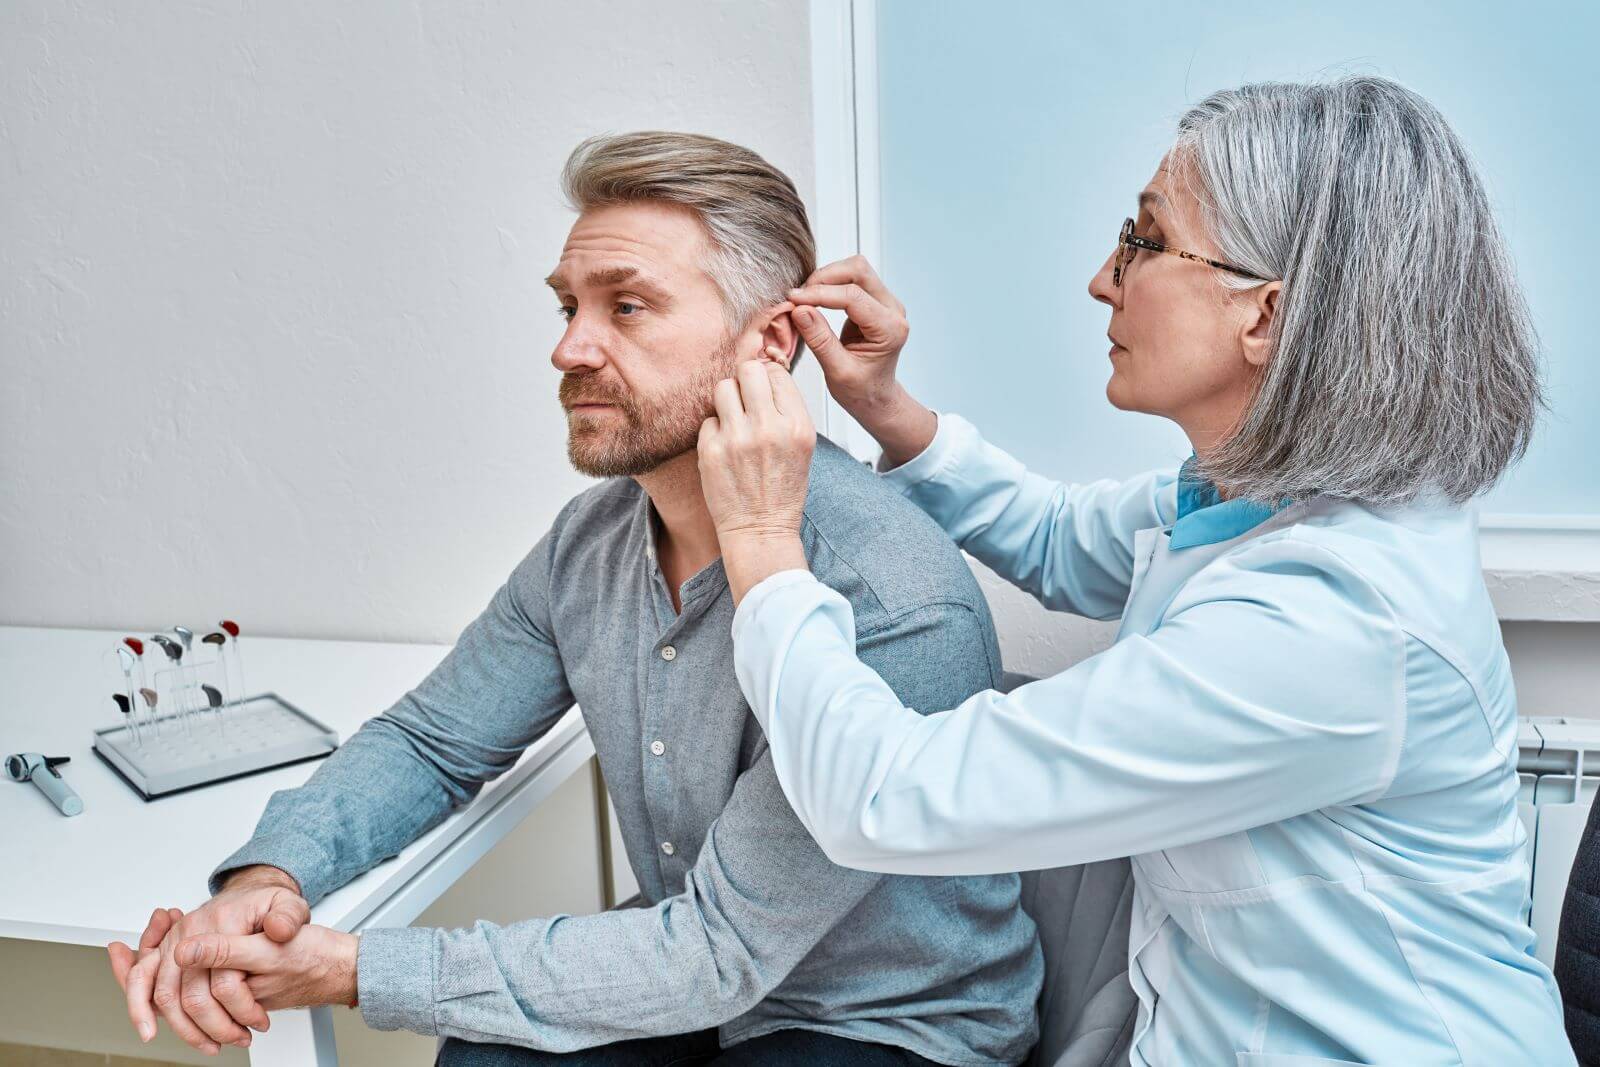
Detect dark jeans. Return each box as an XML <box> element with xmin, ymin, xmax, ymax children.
<box><xmin>435</xmin><ymin>1027</ymin><xmax>942</xmax><ymax>1066</ymax></box>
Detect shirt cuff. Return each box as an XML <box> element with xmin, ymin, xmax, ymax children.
<box><xmin>356</xmin><ymin>926</ymin><xmax>438</xmax><ymax>1034</ymax></box>
<box><xmin>877</xmin><ymin>411</ymin><xmax>969</xmax><ymax>491</ymax></box>
<box><xmin>207</xmin><ymin>831</ymin><xmax>333</xmax><ymax>904</ymax></box>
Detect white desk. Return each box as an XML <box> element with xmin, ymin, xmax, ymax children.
<box><xmin>0</xmin><ymin>625</ymin><xmax>595</xmax><ymax>1066</ymax></box>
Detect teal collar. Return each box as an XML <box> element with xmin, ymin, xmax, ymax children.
<box><xmin>1168</xmin><ymin>455</ymin><xmax>1280</xmax><ymax>549</ymax></box>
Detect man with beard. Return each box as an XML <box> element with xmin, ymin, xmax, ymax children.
<box><xmin>109</xmin><ymin>133</ymin><xmax>1044</xmax><ymax>1066</ymax></box>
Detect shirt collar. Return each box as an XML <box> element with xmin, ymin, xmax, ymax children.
<box><xmin>1168</xmin><ymin>454</ymin><xmax>1280</xmax><ymax>549</ymax></box>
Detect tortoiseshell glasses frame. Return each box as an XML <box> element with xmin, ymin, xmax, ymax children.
<box><xmin>1113</xmin><ymin>217</ymin><xmax>1270</xmax><ymax>286</ymax></box>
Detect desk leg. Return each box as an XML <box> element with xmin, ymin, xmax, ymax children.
<box><xmin>248</xmin><ymin>1006</ymin><xmax>338</xmax><ymax>1067</ymax></box>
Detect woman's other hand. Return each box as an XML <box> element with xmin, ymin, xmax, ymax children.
<box><xmin>698</xmin><ymin>358</ymin><xmax>814</xmax><ymax>604</ymax></box>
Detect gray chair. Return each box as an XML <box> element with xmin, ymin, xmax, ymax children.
<box><xmin>1020</xmin><ymin>858</ymin><xmax>1136</xmax><ymax>1066</ymax></box>
<box><xmin>1000</xmin><ymin>672</ymin><xmax>1138</xmax><ymax>1067</ymax></box>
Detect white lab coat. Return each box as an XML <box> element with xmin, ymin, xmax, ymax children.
<box><xmin>731</xmin><ymin>413</ymin><xmax>1573</xmax><ymax>1066</ymax></box>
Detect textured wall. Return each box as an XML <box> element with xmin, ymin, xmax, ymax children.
<box><xmin>1</xmin><ymin>0</ymin><xmax>814</xmax><ymax>645</ymax></box>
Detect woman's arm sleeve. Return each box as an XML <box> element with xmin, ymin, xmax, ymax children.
<box><xmin>879</xmin><ymin>413</ymin><xmax>1173</xmax><ymax>620</ymax></box>
<box><xmin>731</xmin><ymin>539</ymin><xmax>1406</xmax><ymax>875</ymax></box>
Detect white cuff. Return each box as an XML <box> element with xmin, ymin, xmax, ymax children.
<box><xmin>732</xmin><ymin>568</ymin><xmax>820</xmax><ymax>646</ymax></box>
<box><xmin>878</xmin><ymin>411</ymin><xmax>970</xmax><ymax>491</ymax></box>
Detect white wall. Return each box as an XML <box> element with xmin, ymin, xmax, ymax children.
<box><xmin>1</xmin><ymin>0</ymin><xmax>814</xmax><ymax>646</ymax></box>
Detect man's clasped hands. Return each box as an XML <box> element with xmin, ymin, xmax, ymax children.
<box><xmin>104</xmin><ymin>864</ymin><xmax>359</xmax><ymax>1055</ymax></box>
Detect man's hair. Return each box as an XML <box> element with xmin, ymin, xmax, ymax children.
<box><xmin>561</xmin><ymin>131</ymin><xmax>816</xmax><ymax>364</ymax></box>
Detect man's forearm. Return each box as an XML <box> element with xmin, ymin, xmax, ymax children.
<box><xmin>206</xmin><ymin>714</ymin><xmax>463</xmax><ymax>905</ymax></box>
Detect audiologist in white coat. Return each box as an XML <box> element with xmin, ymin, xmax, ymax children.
<box><xmin>693</xmin><ymin>77</ymin><xmax>1574</xmax><ymax>1065</ymax></box>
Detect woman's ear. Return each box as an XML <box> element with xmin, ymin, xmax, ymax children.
<box><xmin>756</xmin><ymin>302</ymin><xmax>799</xmax><ymax>369</ymax></box>
<box><xmin>1240</xmin><ymin>281</ymin><xmax>1281</xmax><ymax>369</ymax></box>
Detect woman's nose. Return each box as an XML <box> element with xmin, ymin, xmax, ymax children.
<box><xmin>1089</xmin><ymin>251</ymin><xmax>1120</xmax><ymax>308</ymax></box>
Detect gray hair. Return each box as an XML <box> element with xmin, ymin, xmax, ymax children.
<box><xmin>1172</xmin><ymin>76</ymin><xmax>1542</xmax><ymax>506</ymax></box>
<box><xmin>561</xmin><ymin>132</ymin><xmax>816</xmax><ymax>359</ymax></box>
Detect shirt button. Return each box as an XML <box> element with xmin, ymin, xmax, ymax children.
<box><xmin>660</xmin><ymin>645</ymin><xmax>677</xmax><ymax>661</ymax></box>
<box><xmin>650</xmin><ymin>740</ymin><xmax>665</xmax><ymax>756</ymax></box>
<box><xmin>661</xmin><ymin>841</ymin><xmax>675</xmax><ymax>856</ymax></box>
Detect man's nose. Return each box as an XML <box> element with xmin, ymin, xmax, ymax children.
<box><xmin>551</xmin><ymin>320</ymin><xmax>606</xmax><ymax>373</ymax></box>
<box><xmin>1088</xmin><ymin>251</ymin><xmax>1120</xmax><ymax>308</ymax></box>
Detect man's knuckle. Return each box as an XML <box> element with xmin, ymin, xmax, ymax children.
<box><xmin>179</xmin><ymin>990</ymin><xmax>212</xmax><ymax>1013</ymax></box>
<box><xmin>152</xmin><ymin>988</ymin><xmax>180</xmax><ymax>1010</ymax></box>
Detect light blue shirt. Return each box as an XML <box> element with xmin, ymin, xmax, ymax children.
<box><xmin>731</xmin><ymin>413</ymin><xmax>1573</xmax><ymax>1066</ymax></box>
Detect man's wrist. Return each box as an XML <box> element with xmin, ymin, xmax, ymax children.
<box><xmin>219</xmin><ymin>865</ymin><xmax>302</xmax><ymax>897</ymax></box>
<box><xmin>339</xmin><ymin>932</ymin><xmax>360</xmax><ymax>1009</ymax></box>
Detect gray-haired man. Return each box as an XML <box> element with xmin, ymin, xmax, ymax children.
<box><xmin>110</xmin><ymin>132</ymin><xmax>1044</xmax><ymax>1066</ymax></box>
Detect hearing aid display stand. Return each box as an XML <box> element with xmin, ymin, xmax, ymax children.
<box><xmin>92</xmin><ymin>693</ymin><xmax>337</xmax><ymax>801</ymax></box>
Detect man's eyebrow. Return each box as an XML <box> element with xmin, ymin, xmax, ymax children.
<box><xmin>544</xmin><ymin>265</ymin><xmax>672</xmax><ymax>301</ymax></box>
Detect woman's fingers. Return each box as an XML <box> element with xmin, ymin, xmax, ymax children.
<box><xmin>712</xmin><ymin>376</ymin><xmax>747</xmax><ymax>428</ymax></box>
<box><xmin>786</xmin><ymin>283</ymin><xmax>890</xmax><ymax>332</ymax></box>
<box><xmin>803</xmin><ymin>256</ymin><xmax>904</xmax><ymax>314</ymax></box>
<box><xmin>789</xmin><ymin>306</ymin><xmax>849</xmax><ymax>375</ymax></box>
<box><xmin>736</xmin><ymin>359</ymin><xmax>778</xmax><ymax>420</ymax></box>
<box><xmin>698</xmin><ymin>414</ymin><xmax>721</xmax><ymax>451</ymax></box>
<box><xmin>767</xmin><ymin>361</ymin><xmax>812</xmax><ymax>427</ymax></box>
<box><xmin>124</xmin><ymin>950</ymin><xmax>162</xmax><ymax>1044</ymax></box>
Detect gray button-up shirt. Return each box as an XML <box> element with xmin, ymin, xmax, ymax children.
<box><xmin>210</xmin><ymin>437</ymin><xmax>1043</xmax><ymax>1065</ymax></box>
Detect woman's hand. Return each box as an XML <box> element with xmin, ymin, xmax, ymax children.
<box><xmin>698</xmin><ymin>358</ymin><xmax>814</xmax><ymax>604</ymax></box>
<box><xmin>788</xmin><ymin>255</ymin><xmax>937</xmax><ymax>469</ymax></box>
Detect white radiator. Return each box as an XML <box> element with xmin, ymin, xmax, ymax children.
<box><xmin>1520</xmin><ymin>716</ymin><xmax>1600</xmax><ymax>968</ymax></box>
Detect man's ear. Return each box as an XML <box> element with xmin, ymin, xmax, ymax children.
<box><xmin>755</xmin><ymin>302</ymin><xmax>799</xmax><ymax>370</ymax></box>
<box><xmin>1239</xmin><ymin>281</ymin><xmax>1281</xmax><ymax>369</ymax></box>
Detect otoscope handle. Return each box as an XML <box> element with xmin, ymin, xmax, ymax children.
<box><xmin>33</xmin><ymin>759</ymin><xmax>84</xmax><ymax>817</ymax></box>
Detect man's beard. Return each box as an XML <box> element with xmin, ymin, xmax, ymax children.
<box><xmin>560</xmin><ymin>335</ymin><xmax>738</xmax><ymax>479</ymax></box>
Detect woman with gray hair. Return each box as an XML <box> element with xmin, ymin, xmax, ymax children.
<box><xmin>694</xmin><ymin>77</ymin><xmax>1573</xmax><ymax>1063</ymax></box>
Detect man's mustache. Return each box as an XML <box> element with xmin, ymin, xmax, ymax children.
<box><xmin>559</xmin><ymin>374</ymin><xmax>636</xmax><ymax>413</ymax></box>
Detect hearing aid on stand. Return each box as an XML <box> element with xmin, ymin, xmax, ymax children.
<box><xmin>148</xmin><ymin>634</ymin><xmax>190</xmax><ymax>734</ymax></box>
<box><xmin>219</xmin><ymin>620</ymin><xmax>246</xmax><ymax>708</ymax></box>
<box><xmin>171</xmin><ymin>626</ymin><xmax>201</xmax><ymax>726</ymax></box>
<box><xmin>122</xmin><ymin>638</ymin><xmax>155</xmax><ymax>735</ymax></box>
<box><xmin>202</xmin><ymin>630</ymin><xmax>233</xmax><ymax>709</ymax></box>
<box><xmin>115</xmin><ymin>647</ymin><xmax>143</xmax><ymax>747</ymax></box>
<box><xmin>112</xmin><ymin>691</ymin><xmax>142</xmax><ymax>747</ymax></box>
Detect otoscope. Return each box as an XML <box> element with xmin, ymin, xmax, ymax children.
<box><xmin>6</xmin><ymin>753</ymin><xmax>84</xmax><ymax>817</ymax></box>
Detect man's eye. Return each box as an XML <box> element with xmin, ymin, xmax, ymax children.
<box><xmin>616</xmin><ymin>302</ymin><xmax>640</xmax><ymax>316</ymax></box>
<box><xmin>556</xmin><ymin>305</ymin><xmax>576</xmax><ymax>321</ymax></box>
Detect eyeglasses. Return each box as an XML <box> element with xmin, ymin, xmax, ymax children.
<box><xmin>1112</xmin><ymin>217</ymin><xmax>1270</xmax><ymax>286</ymax></box>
